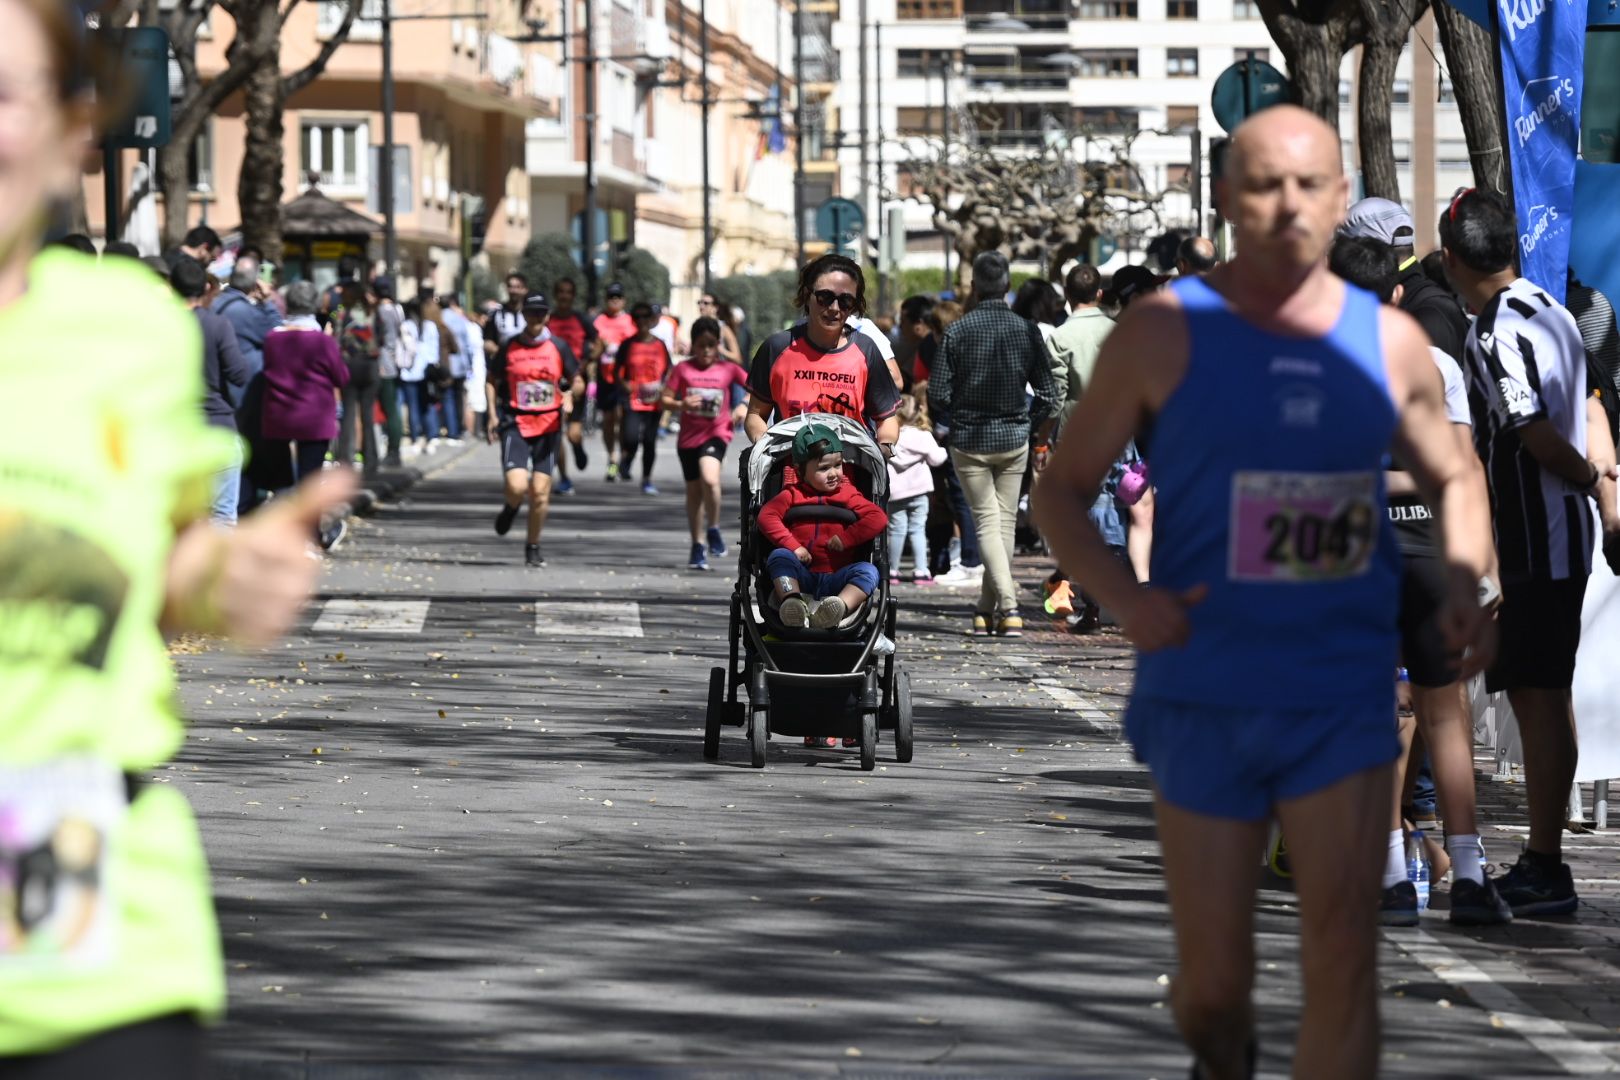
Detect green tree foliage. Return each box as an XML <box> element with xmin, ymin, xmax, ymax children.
<box><xmin>517</xmin><ymin>233</ymin><xmax>582</xmax><ymax>295</ymax></box>
<box><xmin>616</xmin><ymin>246</ymin><xmax>672</xmax><ymax>306</ymax></box>
<box><xmin>713</xmin><ymin>270</ymin><xmax>798</xmax><ymax>335</ymax></box>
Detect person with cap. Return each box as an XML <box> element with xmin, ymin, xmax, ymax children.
<box><xmin>594</xmin><ymin>283</ymin><xmax>637</xmax><ymax>480</ymax></box>
<box><xmin>486</xmin><ymin>291</ymin><xmax>584</xmax><ymax>567</ymax></box>
<box><xmin>757</xmin><ymin>423</ymin><xmax>890</xmax><ymax>635</ymax></box>
<box><xmin>1108</xmin><ymin>264</ymin><xmax>1170</xmax><ymax>311</ymax></box>
<box><xmin>927</xmin><ymin>250</ymin><xmax>1061</xmax><ymax>637</ymax></box>
<box><xmin>1340</xmin><ymin>197</ymin><xmax>1470</xmax><ymax>360</ymax></box>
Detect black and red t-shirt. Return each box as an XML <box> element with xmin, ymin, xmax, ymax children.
<box><xmin>489</xmin><ymin>334</ymin><xmax>580</xmax><ymax>438</ymax></box>
<box><xmin>620</xmin><ymin>338</ymin><xmax>672</xmax><ymax>412</ymax></box>
<box><xmin>593</xmin><ymin>311</ymin><xmax>637</xmax><ymax>384</ymax></box>
<box><xmin>547</xmin><ymin>310</ymin><xmax>597</xmax><ymax>365</ymax></box>
<box><xmin>746</xmin><ymin>325</ymin><xmax>899</xmax><ymax>426</ymax></box>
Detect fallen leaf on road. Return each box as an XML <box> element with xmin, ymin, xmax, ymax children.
<box><xmin>297</xmin><ymin>878</ymin><xmax>309</xmax><ymax>885</ymax></box>
<box><xmin>916</xmin><ymin>1017</ymin><xmax>941</xmax><ymax>1026</ymax></box>
<box><xmin>437</xmin><ymin>710</ymin><xmax>447</xmax><ymax>718</ymax></box>
<box><xmin>844</xmin><ymin>1048</ymin><xmax>862</xmax><ymax>1058</ymax></box>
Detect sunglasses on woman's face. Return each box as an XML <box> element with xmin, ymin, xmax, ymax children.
<box><xmin>813</xmin><ymin>289</ymin><xmax>857</xmax><ymax>312</ymax></box>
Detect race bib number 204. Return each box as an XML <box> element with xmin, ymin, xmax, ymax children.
<box><xmin>1228</xmin><ymin>470</ymin><xmax>1378</xmax><ymax>583</ymax></box>
<box><xmin>0</xmin><ymin>757</ymin><xmax>126</xmax><ymax>975</ymax></box>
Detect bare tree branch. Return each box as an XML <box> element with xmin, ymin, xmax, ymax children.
<box><xmin>283</xmin><ymin>0</ymin><xmax>359</xmax><ymax>96</ymax></box>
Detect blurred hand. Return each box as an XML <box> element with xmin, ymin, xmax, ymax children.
<box><xmin>827</xmin><ymin>534</ymin><xmax>845</xmax><ymax>553</ymax></box>
<box><xmin>211</xmin><ymin>472</ymin><xmax>358</xmax><ymax>648</ymax></box>
<box><xmin>1118</xmin><ymin>584</ymin><xmax>1207</xmax><ymax>653</ymax></box>
<box><xmin>486</xmin><ymin>423</ymin><xmax>499</xmax><ymax>445</ymax></box>
<box><xmin>794</xmin><ymin>546</ymin><xmax>812</xmax><ymax>564</ymax></box>
<box><xmin>1440</xmin><ymin>568</ymin><xmax>1498</xmax><ymax>680</ymax></box>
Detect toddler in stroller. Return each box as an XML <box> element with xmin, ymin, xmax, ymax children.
<box><xmin>758</xmin><ymin>423</ymin><xmax>889</xmax><ymax>631</ymax></box>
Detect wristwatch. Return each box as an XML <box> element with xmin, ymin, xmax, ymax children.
<box><xmin>1478</xmin><ymin>574</ymin><xmax>1503</xmax><ymax>611</ymax></box>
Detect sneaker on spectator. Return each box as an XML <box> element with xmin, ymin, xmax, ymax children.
<box><xmin>1449</xmin><ymin>877</ymin><xmax>1513</xmax><ymax>926</ymax></box>
<box><xmin>911</xmin><ymin>571</ymin><xmax>936</xmax><ymax>586</ymax></box>
<box><xmin>1379</xmin><ymin>881</ymin><xmax>1419</xmax><ymax>927</ymax></box>
<box><xmin>936</xmin><ymin>563</ymin><xmax>983</xmax><ymax>588</ymax></box>
<box><xmin>971</xmin><ymin>613</ymin><xmax>991</xmax><ymax>637</ymax></box>
<box><xmin>1497</xmin><ymin>852</ymin><xmax>1578</xmax><ymax>917</ymax></box>
<box><xmin>1044</xmin><ymin>579</ymin><xmax>1076</xmax><ymax>617</ymax></box>
<box><xmin>996</xmin><ymin>611</ymin><xmax>1024</xmax><ymax>638</ymax></box>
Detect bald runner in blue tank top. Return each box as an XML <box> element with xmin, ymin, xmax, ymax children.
<box><xmin>1125</xmin><ymin>275</ymin><xmax>1404</xmax><ymax>821</ymax></box>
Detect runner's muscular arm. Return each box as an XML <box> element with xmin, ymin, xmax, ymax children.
<box><xmin>744</xmin><ymin>396</ymin><xmax>773</xmax><ymax>442</ymax></box>
<box><xmin>1384</xmin><ymin>309</ymin><xmax>1496</xmax><ymax>670</ymax></box>
<box><xmin>1033</xmin><ymin>291</ymin><xmax>1198</xmax><ymax>652</ymax></box>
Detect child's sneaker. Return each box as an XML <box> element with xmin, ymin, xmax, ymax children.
<box><xmin>810</xmin><ymin>596</ymin><xmax>848</xmax><ymax>629</ymax></box>
<box><xmin>911</xmin><ymin>571</ymin><xmax>936</xmax><ymax>586</ymax></box>
<box><xmin>888</xmin><ymin>572</ymin><xmax>902</xmax><ymax>585</ymax></box>
<box><xmin>779</xmin><ymin>595</ymin><xmax>810</xmax><ymax>628</ymax></box>
<box><xmin>1043</xmin><ymin>579</ymin><xmax>1075</xmax><ymax>617</ymax></box>
<box><xmin>803</xmin><ymin>736</ymin><xmax>837</xmax><ymax>749</ymax></box>
<box><xmin>688</xmin><ymin>543</ymin><xmax>710</xmax><ymax>571</ymax></box>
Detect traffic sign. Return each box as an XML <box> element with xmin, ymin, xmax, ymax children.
<box><xmin>101</xmin><ymin>27</ymin><xmax>173</xmax><ymax>149</ymax></box>
<box><xmin>1210</xmin><ymin>58</ymin><xmax>1292</xmax><ymax>135</ymax></box>
<box><xmin>815</xmin><ymin>198</ymin><xmax>865</xmax><ymax>249</ymax></box>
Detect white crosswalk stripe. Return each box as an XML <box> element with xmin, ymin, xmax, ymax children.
<box><xmin>311</xmin><ymin>599</ymin><xmax>431</xmax><ymax>634</ymax></box>
<box><xmin>535</xmin><ymin>601</ymin><xmax>644</xmax><ymax>639</ymax></box>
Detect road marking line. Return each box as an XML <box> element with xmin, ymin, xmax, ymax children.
<box><xmin>311</xmin><ymin>599</ymin><xmax>430</xmax><ymax>634</ymax></box>
<box><xmin>1001</xmin><ymin>654</ymin><xmax>1122</xmax><ymax>736</ymax></box>
<box><xmin>1388</xmin><ymin>928</ymin><xmax>1620</xmax><ymax>1074</ymax></box>
<box><xmin>536</xmin><ymin>601</ymin><xmax>644</xmax><ymax>639</ymax></box>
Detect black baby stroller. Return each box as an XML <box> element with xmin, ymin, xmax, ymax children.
<box><xmin>703</xmin><ymin>414</ymin><xmax>914</xmax><ymax>771</ymax></box>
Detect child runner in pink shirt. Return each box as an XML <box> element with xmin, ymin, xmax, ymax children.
<box><xmin>662</xmin><ymin>316</ymin><xmax>749</xmax><ymax>570</ymax></box>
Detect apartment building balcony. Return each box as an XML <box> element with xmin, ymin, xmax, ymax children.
<box><xmin>963</xmin><ymin>0</ymin><xmax>1073</xmax><ymax>34</ymax></box>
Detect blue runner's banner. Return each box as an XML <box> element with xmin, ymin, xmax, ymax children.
<box><xmin>1496</xmin><ymin>0</ymin><xmax>1587</xmax><ymax>303</ymax></box>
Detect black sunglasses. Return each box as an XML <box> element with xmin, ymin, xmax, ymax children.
<box><xmin>812</xmin><ymin>289</ymin><xmax>858</xmax><ymax>312</ymax></box>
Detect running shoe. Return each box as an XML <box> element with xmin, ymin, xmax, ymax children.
<box><xmin>1379</xmin><ymin>880</ymin><xmax>1420</xmax><ymax>927</ymax></box>
<box><xmin>556</xmin><ymin>477</ymin><xmax>575</xmax><ymax>495</ymax></box>
<box><xmin>688</xmin><ymin>543</ymin><xmax>710</xmax><ymax>571</ymax></box>
<box><xmin>1043</xmin><ymin>578</ymin><xmax>1076</xmax><ymax>617</ymax></box>
<box><xmin>606</xmin><ymin>463</ymin><xmax>620</xmax><ymax>482</ymax></box>
<box><xmin>911</xmin><ymin>572</ymin><xmax>936</xmax><ymax>586</ymax></box>
<box><xmin>1449</xmin><ymin>877</ymin><xmax>1513</xmax><ymax>926</ymax></box>
<box><xmin>1496</xmin><ymin>853</ymin><xmax>1578</xmax><ymax>917</ymax></box>
<box><xmin>971</xmin><ymin>613</ymin><xmax>991</xmax><ymax>636</ymax></box>
<box><xmin>810</xmin><ymin>596</ymin><xmax>847</xmax><ymax>629</ymax></box>
<box><xmin>642</xmin><ymin>482</ymin><xmax>659</xmax><ymax>496</ymax></box>
<box><xmin>842</xmin><ymin>738</ymin><xmax>859</xmax><ymax>748</ymax></box>
<box><xmin>706</xmin><ymin>526</ymin><xmax>728</xmax><ymax>559</ymax></box>
<box><xmin>494</xmin><ymin>503</ymin><xmax>520</xmax><ymax>536</ymax></box>
<box><xmin>803</xmin><ymin>736</ymin><xmax>837</xmax><ymax>749</ymax></box>
<box><xmin>525</xmin><ymin>543</ymin><xmax>545</xmax><ymax>568</ymax></box>
<box><xmin>572</xmin><ymin>442</ymin><xmax>589</xmax><ymax>470</ymax></box>
<box><xmin>1267</xmin><ymin>833</ymin><xmax>1292</xmax><ymax>878</ymax></box>
<box><xmin>996</xmin><ymin>611</ymin><xmax>1025</xmax><ymax>638</ymax></box>
<box><xmin>888</xmin><ymin>573</ymin><xmax>902</xmax><ymax>586</ymax></box>
<box><xmin>319</xmin><ymin>518</ymin><xmax>348</xmax><ymax>552</ymax></box>
<box><xmin>779</xmin><ymin>595</ymin><xmax>810</xmax><ymax>628</ymax></box>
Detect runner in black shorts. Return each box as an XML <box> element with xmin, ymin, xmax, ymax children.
<box><xmin>487</xmin><ymin>292</ymin><xmax>582</xmax><ymax>567</ymax></box>
<box><xmin>662</xmin><ymin>317</ymin><xmax>749</xmax><ymax>570</ymax></box>
<box><xmin>1330</xmin><ymin>235</ymin><xmax>1510</xmax><ymax>926</ymax></box>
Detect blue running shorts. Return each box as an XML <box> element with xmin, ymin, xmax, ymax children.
<box><xmin>1125</xmin><ymin>697</ymin><xmax>1400</xmax><ymax>821</ymax></box>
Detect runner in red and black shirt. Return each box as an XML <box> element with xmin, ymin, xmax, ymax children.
<box><xmin>744</xmin><ymin>253</ymin><xmax>900</xmax><ymax>450</ymax></box>
<box><xmin>593</xmin><ymin>282</ymin><xmax>638</xmax><ymax>480</ymax></box>
<box><xmin>549</xmin><ymin>276</ymin><xmax>599</xmax><ymax>481</ymax></box>
<box><xmin>486</xmin><ymin>292</ymin><xmax>582</xmax><ymax>567</ymax></box>
<box><xmin>619</xmin><ymin>302</ymin><xmax>673</xmax><ymax>494</ymax></box>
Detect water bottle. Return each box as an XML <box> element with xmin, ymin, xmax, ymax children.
<box><xmin>1407</xmin><ymin>830</ymin><xmax>1431</xmax><ymax>909</ymax></box>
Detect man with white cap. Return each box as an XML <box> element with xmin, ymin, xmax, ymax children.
<box><xmin>1339</xmin><ymin>197</ymin><xmax>1470</xmax><ymax>359</ymax></box>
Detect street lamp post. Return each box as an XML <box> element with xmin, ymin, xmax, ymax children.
<box><xmin>700</xmin><ymin>0</ymin><xmax>712</xmax><ymax>292</ymax></box>
<box><xmin>583</xmin><ymin>0</ymin><xmax>599</xmax><ymax>307</ymax></box>
<box><xmin>381</xmin><ymin>0</ymin><xmax>396</xmax><ymax>276</ymax></box>
<box><xmin>793</xmin><ymin>0</ymin><xmax>805</xmax><ymax>265</ymax></box>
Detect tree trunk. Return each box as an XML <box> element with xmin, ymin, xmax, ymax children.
<box><xmin>1357</xmin><ymin>41</ymin><xmax>1402</xmax><ymax>199</ymax></box>
<box><xmin>1434</xmin><ymin>2</ymin><xmax>1510</xmax><ymax>199</ymax></box>
<box><xmin>160</xmin><ymin>135</ymin><xmax>197</xmax><ymax>249</ymax></box>
<box><xmin>238</xmin><ymin>24</ymin><xmax>286</xmax><ymax>263</ymax></box>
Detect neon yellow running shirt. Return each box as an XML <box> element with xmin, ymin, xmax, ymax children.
<box><xmin>0</xmin><ymin>249</ymin><xmax>238</xmax><ymax>1054</ymax></box>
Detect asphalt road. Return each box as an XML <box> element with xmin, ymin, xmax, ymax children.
<box><xmin>168</xmin><ymin>437</ymin><xmax>1620</xmax><ymax>1078</ymax></box>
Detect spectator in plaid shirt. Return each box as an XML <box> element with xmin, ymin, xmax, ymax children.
<box><xmin>928</xmin><ymin>251</ymin><xmax>1060</xmax><ymax>637</ymax></box>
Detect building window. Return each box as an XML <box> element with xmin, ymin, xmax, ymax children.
<box><xmin>1438</xmin><ymin>139</ymin><xmax>1470</xmax><ymax>169</ymax></box>
<box><xmin>1167</xmin><ymin>163</ymin><xmax>1191</xmax><ymax>187</ymax></box>
<box><xmin>1232</xmin><ymin>0</ymin><xmax>1261</xmax><ymax>16</ymax></box>
<box><xmin>1168</xmin><ymin>0</ymin><xmax>1198</xmax><ymax>16</ymax></box>
<box><xmin>1167</xmin><ymin>49</ymin><xmax>1199</xmax><ymax>77</ymax></box>
<box><xmin>1074</xmin><ymin>107</ymin><xmax>1138</xmax><ymax>134</ymax></box>
<box><xmin>301</xmin><ymin>120</ymin><xmax>369</xmax><ymax>191</ymax></box>
<box><xmin>188</xmin><ymin>120</ymin><xmax>212</xmax><ymax>192</ymax></box>
<box><xmin>1078</xmin><ymin>0</ymin><xmax>1138</xmax><ymax>18</ymax></box>
<box><xmin>1166</xmin><ymin>104</ymin><xmax>1200</xmax><ymax>132</ymax></box>
<box><xmin>898</xmin><ymin>0</ymin><xmax>962</xmax><ymax>16</ymax></box>
<box><xmin>1393</xmin><ymin>139</ymin><xmax>1411</xmax><ymax>164</ymax></box>
<box><xmin>1234</xmin><ymin>47</ymin><xmax>1270</xmax><ymax>64</ymax></box>
<box><xmin>897</xmin><ymin>106</ymin><xmax>947</xmax><ymax>136</ymax></box>
<box><xmin>899</xmin><ymin>48</ymin><xmax>957</xmax><ymax>78</ymax></box>
<box><xmin>1393</xmin><ymin>79</ymin><xmax>1411</xmax><ymax>105</ymax></box>
<box><xmin>1078</xmin><ymin>49</ymin><xmax>1139</xmax><ymax>78</ymax></box>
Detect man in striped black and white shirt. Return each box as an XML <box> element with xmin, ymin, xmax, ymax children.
<box><xmin>1442</xmin><ymin>189</ymin><xmax>1617</xmax><ymax>918</ymax></box>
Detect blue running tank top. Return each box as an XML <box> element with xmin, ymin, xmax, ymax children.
<box><xmin>1135</xmin><ymin>276</ymin><xmax>1402</xmax><ymax>710</ymax></box>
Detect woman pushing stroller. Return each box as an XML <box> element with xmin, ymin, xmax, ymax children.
<box><xmin>759</xmin><ymin>424</ymin><xmax>889</xmax><ymax>632</ymax></box>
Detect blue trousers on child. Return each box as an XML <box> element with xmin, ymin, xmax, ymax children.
<box><xmin>766</xmin><ymin>548</ymin><xmax>881</xmax><ymax>598</ymax></box>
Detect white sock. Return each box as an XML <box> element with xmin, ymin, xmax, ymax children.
<box><xmin>1383</xmin><ymin>829</ymin><xmax>1408</xmax><ymax>888</ymax></box>
<box><xmin>1447</xmin><ymin>833</ymin><xmax>1484</xmax><ymax>885</ymax></box>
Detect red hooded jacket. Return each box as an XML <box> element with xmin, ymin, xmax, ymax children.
<box><xmin>757</xmin><ymin>479</ymin><xmax>889</xmax><ymax>573</ymax></box>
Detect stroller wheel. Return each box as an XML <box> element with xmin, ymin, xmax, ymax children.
<box><xmin>893</xmin><ymin>668</ymin><xmax>914</xmax><ymax>764</ymax></box>
<box><xmin>703</xmin><ymin>667</ymin><xmax>724</xmax><ymax>761</ymax></box>
<box><xmin>859</xmin><ymin>711</ymin><xmax>877</xmax><ymax>772</ymax></box>
<box><xmin>749</xmin><ymin>707</ymin><xmax>769</xmax><ymax>769</ymax></box>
